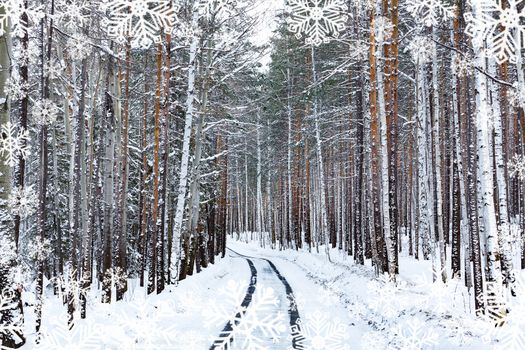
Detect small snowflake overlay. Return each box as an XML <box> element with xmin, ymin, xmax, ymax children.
<box><xmin>374</xmin><ymin>15</ymin><xmax>394</xmax><ymax>39</ymax></box>
<box><xmin>392</xmin><ymin>317</ymin><xmax>439</xmax><ymax>350</ymax></box>
<box><xmin>508</xmin><ymin>154</ymin><xmax>525</xmax><ymax>180</ymax></box>
<box><xmin>5</xmin><ymin>76</ymin><xmax>29</xmax><ymax>101</ymax></box>
<box><xmin>290</xmin><ymin>311</ymin><xmax>350</xmax><ymax>350</ymax></box>
<box><xmin>509</xmin><ymin>82</ymin><xmax>525</xmax><ymax>108</ymax></box>
<box><xmin>8</xmin><ymin>184</ymin><xmax>38</xmax><ymax>219</ymax></box>
<box><xmin>465</xmin><ymin>0</ymin><xmax>525</xmax><ymax>64</ymax></box>
<box><xmin>206</xmin><ymin>279</ymin><xmax>286</xmax><ymax>350</ymax></box>
<box><xmin>109</xmin><ymin>297</ymin><xmax>178</xmax><ymax>349</ymax></box>
<box><xmin>66</xmin><ymin>34</ymin><xmax>93</xmax><ymax>61</ymax></box>
<box><xmin>32</xmin><ymin>99</ymin><xmax>59</xmax><ymax>126</ymax></box>
<box><xmin>288</xmin><ymin>285</ymin><xmax>339</xmax><ymax>312</ymax></box>
<box><xmin>101</xmin><ymin>0</ymin><xmax>178</xmax><ymax>49</ymax></box>
<box><xmin>452</xmin><ymin>54</ymin><xmax>473</xmax><ymax>77</ymax></box>
<box><xmin>0</xmin><ymin>288</ymin><xmax>24</xmax><ymax>348</ymax></box>
<box><xmin>367</xmin><ymin>273</ymin><xmax>408</xmax><ymax>319</ymax></box>
<box><xmin>412</xmin><ymin>266</ymin><xmax>459</xmax><ymax>315</ymax></box>
<box><xmin>198</xmin><ymin>0</ymin><xmax>236</xmax><ymax>20</ymax></box>
<box><xmin>406</xmin><ymin>0</ymin><xmax>455</xmax><ymax>27</ymax></box>
<box><xmin>0</xmin><ymin>122</ymin><xmax>30</xmax><ymax>167</ymax></box>
<box><xmin>406</xmin><ymin>35</ymin><xmax>435</xmax><ymax>64</ymax></box>
<box><xmin>55</xmin><ymin>0</ymin><xmax>91</xmax><ymax>29</ymax></box>
<box><xmin>361</xmin><ymin>331</ymin><xmax>387</xmax><ymax>350</ymax></box>
<box><xmin>286</xmin><ymin>0</ymin><xmax>348</xmax><ymax>46</ymax></box>
<box><xmin>0</xmin><ymin>0</ymin><xmax>43</xmax><ymax>38</ymax></box>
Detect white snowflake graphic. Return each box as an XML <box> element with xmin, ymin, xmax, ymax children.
<box><xmin>451</xmin><ymin>54</ymin><xmax>474</xmax><ymax>77</ymax></box>
<box><xmin>477</xmin><ymin>273</ymin><xmax>525</xmax><ymax>350</ymax></box>
<box><xmin>392</xmin><ymin>317</ymin><xmax>439</xmax><ymax>350</ymax></box>
<box><xmin>206</xmin><ymin>279</ymin><xmax>286</xmax><ymax>350</ymax></box>
<box><xmin>367</xmin><ymin>273</ymin><xmax>408</xmax><ymax>319</ymax></box>
<box><xmin>54</xmin><ymin>0</ymin><xmax>91</xmax><ymax>29</ymax></box>
<box><xmin>32</xmin><ymin>99</ymin><xmax>59</xmax><ymax>126</ymax></box>
<box><xmin>66</xmin><ymin>34</ymin><xmax>93</xmax><ymax>61</ymax></box>
<box><xmin>288</xmin><ymin>286</ymin><xmax>339</xmax><ymax>312</ymax></box>
<box><xmin>465</xmin><ymin>0</ymin><xmax>525</xmax><ymax>64</ymax></box>
<box><xmin>0</xmin><ymin>0</ymin><xmax>43</xmax><ymax>38</ymax></box>
<box><xmin>8</xmin><ymin>184</ymin><xmax>38</xmax><ymax>219</ymax></box>
<box><xmin>197</xmin><ymin>0</ymin><xmax>236</xmax><ymax>19</ymax></box>
<box><xmin>286</xmin><ymin>0</ymin><xmax>349</xmax><ymax>46</ymax></box>
<box><xmin>361</xmin><ymin>331</ymin><xmax>387</xmax><ymax>350</ymax></box>
<box><xmin>5</xmin><ymin>76</ymin><xmax>29</xmax><ymax>101</ymax></box>
<box><xmin>109</xmin><ymin>297</ymin><xmax>178</xmax><ymax>350</ymax></box>
<box><xmin>406</xmin><ymin>0</ymin><xmax>455</xmax><ymax>27</ymax></box>
<box><xmin>412</xmin><ymin>266</ymin><xmax>458</xmax><ymax>315</ymax></box>
<box><xmin>406</xmin><ymin>35</ymin><xmax>435</xmax><ymax>64</ymax></box>
<box><xmin>101</xmin><ymin>0</ymin><xmax>178</xmax><ymax>49</ymax></box>
<box><xmin>508</xmin><ymin>154</ymin><xmax>525</xmax><ymax>180</ymax></box>
<box><xmin>0</xmin><ymin>122</ymin><xmax>30</xmax><ymax>167</ymax></box>
<box><xmin>50</xmin><ymin>269</ymin><xmax>94</xmax><ymax>315</ymax></box>
<box><xmin>34</xmin><ymin>311</ymin><xmax>103</xmax><ymax>350</ymax></box>
<box><xmin>0</xmin><ymin>288</ymin><xmax>24</xmax><ymax>348</ymax></box>
<box><xmin>289</xmin><ymin>311</ymin><xmax>350</xmax><ymax>350</ymax></box>
<box><xmin>374</xmin><ymin>15</ymin><xmax>394</xmax><ymax>39</ymax></box>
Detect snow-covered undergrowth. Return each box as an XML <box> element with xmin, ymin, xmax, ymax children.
<box><xmin>22</xmin><ymin>254</ymin><xmax>251</xmax><ymax>349</ymax></box>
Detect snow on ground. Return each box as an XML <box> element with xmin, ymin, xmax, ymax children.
<box><xmin>19</xmin><ymin>235</ymin><xmax>525</xmax><ymax>349</ymax></box>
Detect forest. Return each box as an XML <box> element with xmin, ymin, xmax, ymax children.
<box><xmin>1</xmin><ymin>0</ymin><xmax>525</xmax><ymax>349</ymax></box>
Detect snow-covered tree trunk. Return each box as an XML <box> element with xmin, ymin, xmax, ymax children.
<box><xmin>256</xmin><ymin>113</ymin><xmax>263</xmax><ymax>242</ymax></box>
<box><xmin>471</xmin><ymin>12</ymin><xmax>501</xmax><ymax>283</ymax></box>
<box><xmin>431</xmin><ymin>26</ymin><xmax>446</xmax><ymax>282</ymax></box>
<box><xmin>101</xmin><ymin>56</ymin><xmax>116</xmax><ymax>303</ymax></box>
<box><xmin>489</xmin><ymin>59</ymin><xmax>514</xmax><ymax>289</ymax></box>
<box><xmin>286</xmin><ymin>65</ymin><xmax>293</xmax><ymax>248</ymax></box>
<box><xmin>311</xmin><ymin>47</ymin><xmax>331</xmax><ymax>262</ymax></box>
<box><xmin>148</xmin><ymin>43</ymin><xmax>163</xmax><ymax>294</ymax></box>
<box><xmin>374</xmin><ymin>12</ymin><xmax>394</xmax><ymax>277</ymax></box>
<box><xmin>170</xmin><ymin>9</ymin><xmax>199</xmax><ymax>280</ymax></box>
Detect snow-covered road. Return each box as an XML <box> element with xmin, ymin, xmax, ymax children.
<box><xmin>211</xmin><ymin>249</ymin><xmax>298</xmax><ymax>349</ymax></box>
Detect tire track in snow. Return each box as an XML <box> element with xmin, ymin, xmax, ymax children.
<box><xmin>209</xmin><ymin>258</ymin><xmax>257</xmax><ymax>350</ymax></box>
<box><xmin>211</xmin><ymin>248</ymin><xmax>301</xmax><ymax>349</ymax></box>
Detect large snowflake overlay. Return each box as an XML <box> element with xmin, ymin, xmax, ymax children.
<box><xmin>0</xmin><ymin>122</ymin><xmax>30</xmax><ymax>167</ymax></box>
<box><xmin>206</xmin><ymin>280</ymin><xmax>286</xmax><ymax>350</ymax></box>
<box><xmin>465</xmin><ymin>0</ymin><xmax>525</xmax><ymax>64</ymax></box>
<box><xmin>0</xmin><ymin>0</ymin><xmax>43</xmax><ymax>38</ymax></box>
<box><xmin>406</xmin><ymin>0</ymin><xmax>455</xmax><ymax>27</ymax></box>
<box><xmin>101</xmin><ymin>0</ymin><xmax>178</xmax><ymax>49</ymax></box>
<box><xmin>392</xmin><ymin>317</ymin><xmax>439</xmax><ymax>350</ymax></box>
<box><xmin>0</xmin><ymin>289</ymin><xmax>24</xmax><ymax>348</ymax></box>
<box><xmin>34</xmin><ymin>311</ymin><xmax>103</xmax><ymax>350</ymax></box>
<box><xmin>197</xmin><ymin>0</ymin><xmax>236</xmax><ymax>20</ymax></box>
<box><xmin>286</xmin><ymin>0</ymin><xmax>349</xmax><ymax>46</ymax></box>
<box><xmin>289</xmin><ymin>311</ymin><xmax>350</xmax><ymax>350</ymax></box>
<box><xmin>8</xmin><ymin>184</ymin><xmax>38</xmax><ymax>219</ymax></box>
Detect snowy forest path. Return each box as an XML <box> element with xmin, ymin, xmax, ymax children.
<box><xmin>210</xmin><ymin>248</ymin><xmax>301</xmax><ymax>349</ymax></box>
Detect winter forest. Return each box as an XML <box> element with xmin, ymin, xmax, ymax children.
<box><xmin>1</xmin><ymin>0</ymin><xmax>525</xmax><ymax>349</ymax></box>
